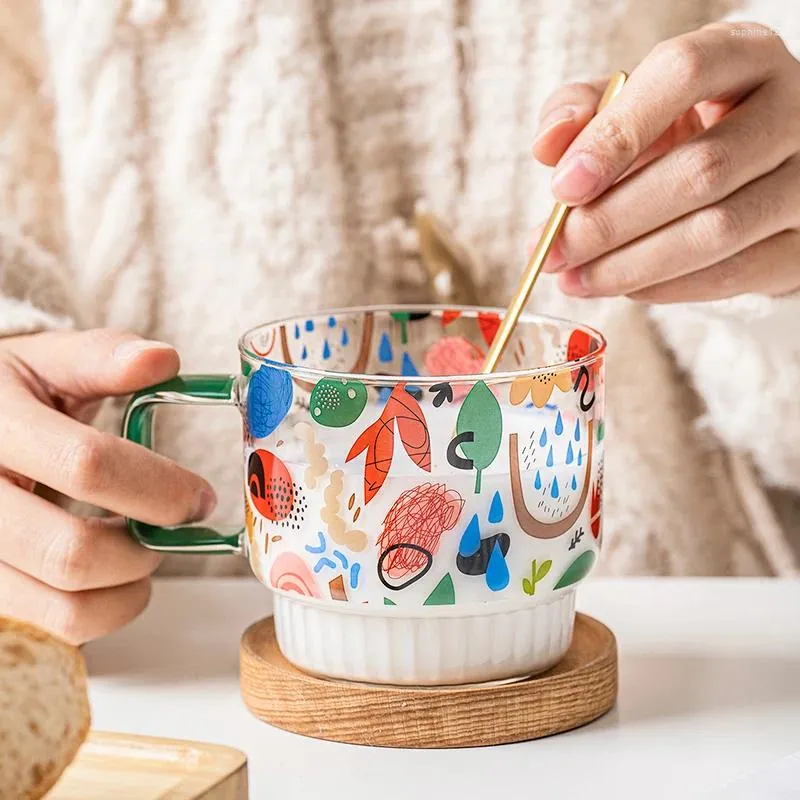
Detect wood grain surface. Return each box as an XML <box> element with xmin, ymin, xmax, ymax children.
<box><xmin>240</xmin><ymin>612</ymin><xmax>617</xmax><ymax>748</ymax></box>
<box><xmin>49</xmin><ymin>731</ymin><xmax>248</xmax><ymax>799</ymax></box>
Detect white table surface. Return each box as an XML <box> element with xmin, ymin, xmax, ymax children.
<box><xmin>82</xmin><ymin>578</ymin><xmax>800</xmax><ymax>799</ymax></box>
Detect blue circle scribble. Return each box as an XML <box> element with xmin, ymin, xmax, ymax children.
<box><xmin>247</xmin><ymin>366</ymin><xmax>293</xmax><ymax>439</ymax></box>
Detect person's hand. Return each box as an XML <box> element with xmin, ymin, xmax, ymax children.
<box><xmin>0</xmin><ymin>329</ymin><xmax>216</xmax><ymax>643</ymax></box>
<box><xmin>532</xmin><ymin>22</ymin><xmax>800</xmax><ymax>302</ymax></box>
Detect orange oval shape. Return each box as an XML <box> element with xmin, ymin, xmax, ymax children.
<box><xmin>247</xmin><ymin>449</ymin><xmax>294</xmax><ymax>521</ymax></box>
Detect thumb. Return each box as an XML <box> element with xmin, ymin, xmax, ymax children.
<box><xmin>7</xmin><ymin>329</ymin><xmax>180</xmax><ymax>399</ymax></box>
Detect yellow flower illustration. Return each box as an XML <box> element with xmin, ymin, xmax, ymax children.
<box><xmin>510</xmin><ymin>369</ymin><xmax>573</xmax><ymax>408</ymax></box>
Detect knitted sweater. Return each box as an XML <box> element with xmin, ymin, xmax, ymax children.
<box><xmin>1</xmin><ymin>0</ymin><xmax>799</xmax><ymax>577</ymax></box>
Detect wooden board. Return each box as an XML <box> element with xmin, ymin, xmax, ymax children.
<box><xmin>240</xmin><ymin>612</ymin><xmax>617</xmax><ymax>748</ymax></box>
<box><xmin>49</xmin><ymin>732</ymin><xmax>248</xmax><ymax>799</ymax></box>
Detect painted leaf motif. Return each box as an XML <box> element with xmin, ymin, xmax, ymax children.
<box><xmin>553</xmin><ymin>551</ymin><xmax>596</xmax><ymax>589</ymax></box>
<box><xmin>390</xmin><ymin>385</ymin><xmax>432</xmax><ymax>473</ymax></box>
<box><xmin>535</xmin><ymin>559</ymin><xmax>552</xmax><ymax>582</ymax></box>
<box><xmin>522</xmin><ymin>578</ymin><xmax>533</xmax><ymax>596</ymax></box>
<box><xmin>346</xmin><ymin>384</ymin><xmax>430</xmax><ymax>504</ymax></box>
<box><xmin>456</xmin><ymin>381</ymin><xmax>502</xmax><ymax>493</ymax></box>
<box><xmin>346</xmin><ymin>416</ymin><xmax>395</xmax><ymax>504</ymax></box>
<box><xmin>391</xmin><ymin>311</ymin><xmax>411</xmax><ymax>344</ymax></box>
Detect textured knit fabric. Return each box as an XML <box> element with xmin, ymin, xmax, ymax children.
<box><xmin>1</xmin><ymin>0</ymin><xmax>798</xmax><ymax>577</ymax></box>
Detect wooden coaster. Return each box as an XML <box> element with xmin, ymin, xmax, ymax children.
<box><xmin>240</xmin><ymin>612</ymin><xmax>617</xmax><ymax>748</ymax></box>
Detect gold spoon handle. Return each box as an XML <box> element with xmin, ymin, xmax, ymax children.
<box><xmin>481</xmin><ymin>70</ymin><xmax>628</xmax><ymax>374</ymax></box>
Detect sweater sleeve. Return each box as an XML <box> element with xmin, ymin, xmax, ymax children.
<box><xmin>651</xmin><ymin>293</ymin><xmax>800</xmax><ymax>493</ymax></box>
<box><xmin>0</xmin><ymin>2</ymin><xmax>77</xmax><ymax>338</ymax></box>
<box><xmin>0</xmin><ymin>223</ymin><xmax>77</xmax><ymax>337</ymax></box>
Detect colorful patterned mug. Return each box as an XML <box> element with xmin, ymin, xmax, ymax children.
<box><xmin>123</xmin><ymin>306</ymin><xmax>605</xmax><ymax>685</ymax></box>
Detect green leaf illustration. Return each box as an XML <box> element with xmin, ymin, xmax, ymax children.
<box><xmin>535</xmin><ymin>559</ymin><xmax>552</xmax><ymax>582</ymax></box>
<box><xmin>553</xmin><ymin>551</ymin><xmax>596</xmax><ymax>589</ymax></box>
<box><xmin>423</xmin><ymin>573</ymin><xmax>455</xmax><ymax>606</ymax></box>
<box><xmin>456</xmin><ymin>381</ymin><xmax>502</xmax><ymax>494</ymax></box>
<box><xmin>522</xmin><ymin>558</ymin><xmax>553</xmax><ymax>596</ymax></box>
<box><xmin>391</xmin><ymin>311</ymin><xmax>411</xmax><ymax>344</ymax></box>
<box><xmin>384</xmin><ymin>597</ymin><xmax>396</xmax><ymax>606</ymax></box>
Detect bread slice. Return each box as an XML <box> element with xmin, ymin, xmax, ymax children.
<box><xmin>0</xmin><ymin>617</ymin><xmax>90</xmax><ymax>800</ymax></box>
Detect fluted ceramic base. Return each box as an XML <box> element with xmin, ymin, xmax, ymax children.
<box><xmin>272</xmin><ymin>591</ymin><xmax>576</xmax><ymax>686</ymax></box>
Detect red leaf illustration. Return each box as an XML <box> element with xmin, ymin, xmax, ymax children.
<box><xmin>346</xmin><ymin>416</ymin><xmax>395</xmax><ymax>504</ymax></box>
<box><xmin>346</xmin><ymin>385</ymin><xmax>431</xmax><ymax>504</ymax></box>
<box><xmin>390</xmin><ymin>386</ymin><xmax>432</xmax><ymax>472</ymax></box>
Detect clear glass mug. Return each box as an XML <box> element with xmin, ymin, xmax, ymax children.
<box><xmin>123</xmin><ymin>306</ymin><xmax>605</xmax><ymax>685</ymax></box>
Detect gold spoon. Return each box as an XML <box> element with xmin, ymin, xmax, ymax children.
<box><xmin>481</xmin><ymin>70</ymin><xmax>628</xmax><ymax>374</ymax></box>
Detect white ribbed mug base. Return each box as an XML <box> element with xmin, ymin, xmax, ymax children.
<box><xmin>272</xmin><ymin>591</ymin><xmax>577</xmax><ymax>686</ymax></box>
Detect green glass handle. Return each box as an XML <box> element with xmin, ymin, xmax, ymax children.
<box><xmin>122</xmin><ymin>375</ymin><xmax>244</xmax><ymax>554</ymax></box>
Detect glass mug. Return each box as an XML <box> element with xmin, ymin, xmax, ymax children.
<box><xmin>123</xmin><ymin>306</ymin><xmax>605</xmax><ymax>686</ymax></box>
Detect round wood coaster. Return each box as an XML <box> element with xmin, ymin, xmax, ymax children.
<box><xmin>240</xmin><ymin>612</ymin><xmax>617</xmax><ymax>748</ymax></box>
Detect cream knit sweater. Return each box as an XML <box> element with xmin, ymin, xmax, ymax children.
<box><xmin>1</xmin><ymin>0</ymin><xmax>799</xmax><ymax>577</ymax></box>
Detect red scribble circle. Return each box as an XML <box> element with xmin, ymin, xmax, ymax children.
<box><xmin>377</xmin><ymin>483</ymin><xmax>464</xmax><ymax>578</ymax></box>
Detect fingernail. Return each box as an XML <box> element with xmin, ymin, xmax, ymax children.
<box><xmin>552</xmin><ymin>151</ymin><xmax>603</xmax><ymax>204</ymax></box>
<box><xmin>559</xmin><ymin>268</ymin><xmax>590</xmax><ymax>297</ymax></box>
<box><xmin>534</xmin><ymin>106</ymin><xmax>578</xmax><ymax>145</ymax></box>
<box><xmin>187</xmin><ymin>487</ymin><xmax>217</xmax><ymax>523</ymax></box>
<box><xmin>114</xmin><ymin>339</ymin><xmax>174</xmax><ymax>361</ymax></box>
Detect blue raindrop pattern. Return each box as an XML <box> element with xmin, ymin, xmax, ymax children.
<box><xmin>458</xmin><ymin>515</ymin><xmax>481</xmax><ymax>557</ymax></box>
<box><xmin>486</xmin><ymin>541</ymin><xmax>510</xmax><ymax>592</ymax></box>
<box><xmin>488</xmin><ymin>491</ymin><xmax>504</xmax><ymax>524</ymax></box>
<box><xmin>378</xmin><ymin>332</ymin><xmax>393</xmax><ymax>363</ymax></box>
